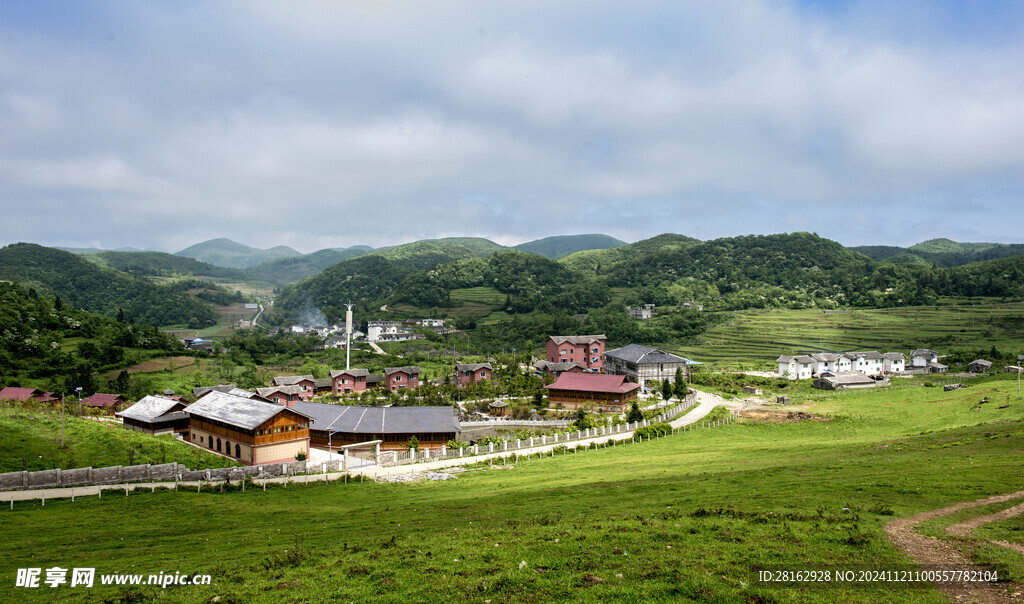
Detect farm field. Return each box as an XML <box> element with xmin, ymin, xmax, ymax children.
<box><xmin>1</xmin><ymin>378</ymin><xmax>1022</xmax><ymax>602</ymax></box>
<box><xmin>675</xmin><ymin>302</ymin><xmax>1024</xmax><ymax>365</ymax></box>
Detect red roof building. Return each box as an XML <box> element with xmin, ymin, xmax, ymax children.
<box><xmin>544</xmin><ymin>373</ymin><xmax>639</xmax><ymax>412</ymax></box>
<box><xmin>83</xmin><ymin>393</ymin><xmax>129</xmax><ymax>410</ymax></box>
<box><xmin>0</xmin><ymin>387</ymin><xmax>56</xmax><ymax>403</ymax></box>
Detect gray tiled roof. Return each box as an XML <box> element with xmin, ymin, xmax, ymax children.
<box><xmin>549</xmin><ymin>335</ymin><xmax>606</xmax><ymax>346</ymax></box>
<box><xmin>330</xmin><ymin>368</ymin><xmax>370</xmax><ymax>378</ymax></box>
<box><xmin>256</xmin><ymin>385</ymin><xmax>304</xmax><ymax>397</ymax></box>
<box><xmin>883</xmin><ymin>352</ymin><xmax>906</xmax><ymax>361</ymax></box>
<box><xmin>273</xmin><ymin>375</ymin><xmax>316</xmax><ymax>386</ymax></box>
<box><xmin>456</xmin><ymin>363</ymin><xmax>493</xmax><ymax>372</ymax></box>
<box><xmin>117</xmin><ymin>395</ymin><xmax>183</xmax><ymax>422</ymax></box>
<box><xmin>384</xmin><ymin>366</ymin><xmax>421</xmax><ymax>376</ymax></box>
<box><xmin>605</xmin><ymin>343</ymin><xmax>688</xmax><ymax>365</ymax></box>
<box><xmin>290</xmin><ymin>403</ymin><xmax>460</xmax><ymax>435</ymax></box>
<box><xmin>184</xmin><ymin>391</ymin><xmax>310</xmax><ymax>430</ymax></box>
<box><xmin>534</xmin><ymin>360</ymin><xmax>586</xmax><ymax>372</ymax></box>
<box><xmin>810</xmin><ymin>353</ymin><xmax>841</xmax><ymax>362</ymax></box>
<box><xmin>191</xmin><ymin>384</ymin><xmax>237</xmax><ymax>397</ymax></box>
<box><xmin>818</xmin><ymin>371</ymin><xmax>877</xmax><ymax>386</ymax></box>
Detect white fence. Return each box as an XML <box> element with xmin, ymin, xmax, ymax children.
<box><xmin>383</xmin><ymin>394</ymin><xmax>703</xmax><ymax>466</ymax></box>
<box><xmin>460</xmin><ymin>419</ymin><xmax>573</xmax><ymax>428</ymax></box>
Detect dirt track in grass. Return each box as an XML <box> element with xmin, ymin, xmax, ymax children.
<box><xmin>885</xmin><ymin>489</ymin><xmax>1024</xmax><ymax>603</ymax></box>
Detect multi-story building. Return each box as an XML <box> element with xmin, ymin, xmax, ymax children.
<box><xmin>546</xmin><ymin>335</ymin><xmax>607</xmax><ymax>372</ymax></box>
<box><xmin>185</xmin><ymin>391</ymin><xmax>311</xmax><ymax>465</ymax></box>
<box><xmin>604</xmin><ymin>343</ymin><xmax>691</xmax><ymax>389</ymax></box>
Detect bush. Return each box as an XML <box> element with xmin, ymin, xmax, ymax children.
<box><xmin>635</xmin><ymin>422</ymin><xmax>672</xmax><ymax>438</ymax></box>
<box><xmin>294</xmin><ymin>451</ymin><xmax>307</xmax><ymax>461</ymax></box>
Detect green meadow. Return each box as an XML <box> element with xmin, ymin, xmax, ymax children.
<box><xmin>0</xmin><ymin>404</ymin><xmax>238</xmax><ymax>473</ymax></box>
<box><xmin>676</xmin><ymin>302</ymin><xmax>1024</xmax><ymax>365</ymax></box>
<box><xmin>1</xmin><ymin>377</ymin><xmax>1022</xmax><ymax>602</ymax></box>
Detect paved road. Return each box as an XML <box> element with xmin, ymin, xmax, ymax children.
<box><xmin>1</xmin><ymin>390</ymin><xmax>728</xmax><ymax>502</ymax></box>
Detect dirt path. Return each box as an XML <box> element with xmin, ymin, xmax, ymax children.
<box><xmin>885</xmin><ymin>490</ymin><xmax>1024</xmax><ymax>603</ymax></box>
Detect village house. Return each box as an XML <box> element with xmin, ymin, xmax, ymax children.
<box><xmin>909</xmin><ymin>349</ymin><xmax>949</xmax><ymax>372</ymax></box>
<box><xmin>330</xmin><ymin>368</ymin><xmax>370</xmax><ymax>395</ymax></box>
<box><xmin>116</xmin><ymin>395</ymin><xmax>189</xmax><ymax>435</ymax></box>
<box><xmin>533</xmin><ymin>360</ymin><xmax>587</xmax><ymax>376</ymax></box>
<box><xmin>544</xmin><ymin>373</ymin><xmax>640</xmax><ymax>412</ymax></box>
<box><xmin>384</xmin><ymin>366</ymin><xmax>421</xmax><ymax>392</ymax></box>
<box><xmin>604</xmin><ymin>343</ymin><xmax>691</xmax><ymax>389</ymax></box>
<box><xmin>366</xmin><ymin>321</ymin><xmax>402</xmax><ymax>342</ymax></box>
<box><xmin>627</xmin><ymin>304</ymin><xmax>655</xmax><ymax>320</ymax></box>
<box><xmin>455</xmin><ymin>363</ymin><xmax>493</xmax><ymax>388</ymax></box>
<box><xmin>272</xmin><ymin>375</ymin><xmax>317</xmax><ymax>396</ymax></box>
<box><xmin>82</xmin><ymin>393</ymin><xmax>129</xmax><ymax>412</ymax></box>
<box><xmin>291</xmin><ymin>402</ymin><xmax>460</xmax><ymax>453</ymax></box>
<box><xmin>779</xmin><ymin>350</ymin><xmax>902</xmax><ymax>379</ymax></box>
<box><xmin>883</xmin><ymin>352</ymin><xmax>906</xmax><ymax>374</ymax></box>
<box><xmin>776</xmin><ymin>355</ymin><xmax>816</xmax><ymax>379</ymax></box>
<box><xmin>968</xmin><ymin>359</ymin><xmax>993</xmax><ymax>373</ymax></box>
<box><xmin>545</xmin><ymin>335</ymin><xmax>607</xmax><ymax>372</ymax></box>
<box><xmin>0</xmin><ymin>386</ymin><xmax>56</xmax><ymax>403</ymax></box>
<box><xmin>255</xmin><ymin>385</ymin><xmax>307</xmax><ymax>406</ymax></box>
<box><xmin>185</xmin><ymin>391</ymin><xmax>311</xmax><ymax>465</ymax></box>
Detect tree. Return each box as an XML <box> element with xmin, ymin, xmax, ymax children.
<box><xmin>572</xmin><ymin>408</ymin><xmax>594</xmax><ymax>430</ymax></box>
<box><xmin>674</xmin><ymin>367</ymin><xmax>688</xmax><ymax>398</ymax></box>
<box><xmin>661</xmin><ymin>379</ymin><xmax>673</xmax><ymax>401</ymax></box>
<box><xmin>406</xmin><ymin>435</ymin><xmax>419</xmax><ymax>451</ymax></box>
<box><xmin>627</xmin><ymin>401</ymin><xmax>644</xmax><ymax>423</ymax></box>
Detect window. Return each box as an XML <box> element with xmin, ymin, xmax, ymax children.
<box><xmin>235</xmin><ymin>444</ymin><xmax>240</xmax><ymax>458</ymax></box>
<box><xmin>592</xmin><ymin>347</ymin><xmax>598</xmax><ymax>353</ymax></box>
<box><xmin>394</xmin><ymin>375</ymin><xmax>402</xmax><ymax>382</ymax></box>
<box><xmin>216</xmin><ymin>438</ymin><xmax>221</xmax><ymax>452</ymax></box>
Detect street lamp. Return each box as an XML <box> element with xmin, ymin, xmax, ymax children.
<box><xmin>75</xmin><ymin>386</ymin><xmax>82</xmax><ymax>416</ymax></box>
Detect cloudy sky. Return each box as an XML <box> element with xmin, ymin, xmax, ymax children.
<box><xmin>2</xmin><ymin>1</ymin><xmax>1022</xmax><ymax>253</ymax></box>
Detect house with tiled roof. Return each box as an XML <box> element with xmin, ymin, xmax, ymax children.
<box><xmin>82</xmin><ymin>393</ymin><xmax>129</xmax><ymax>411</ymax></box>
<box><xmin>330</xmin><ymin>368</ymin><xmax>370</xmax><ymax>395</ymax></box>
<box><xmin>0</xmin><ymin>387</ymin><xmax>56</xmax><ymax>403</ymax></box>
<box><xmin>184</xmin><ymin>391</ymin><xmax>312</xmax><ymax>465</ymax></box>
<box><xmin>384</xmin><ymin>366</ymin><xmax>421</xmax><ymax>392</ymax></box>
<box><xmin>291</xmin><ymin>402</ymin><xmax>460</xmax><ymax>452</ymax></box>
<box><xmin>117</xmin><ymin>395</ymin><xmax>188</xmax><ymax>434</ymax></box>
<box><xmin>604</xmin><ymin>344</ymin><xmax>692</xmax><ymax>389</ymax></box>
<box><xmin>455</xmin><ymin>363</ymin><xmax>493</xmax><ymax>388</ymax></box>
<box><xmin>533</xmin><ymin>360</ymin><xmax>587</xmax><ymax>376</ymax></box>
<box><xmin>544</xmin><ymin>373</ymin><xmax>639</xmax><ymax>412</ymax></box>
<box><xmin>546</xmin><ymin>335</ymin><xmax>607</xmax><ymax>372</ymax></box>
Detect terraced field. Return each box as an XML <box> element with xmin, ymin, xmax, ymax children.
<box><xmin>675</xmin><ymin>303</ymin><xmax>1024</xmax><ymax>365</ymax></box>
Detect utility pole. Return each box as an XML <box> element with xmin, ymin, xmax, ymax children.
<box><xmin>1018</xmin><ymin>355</ymin><xmax>1023</xmax><ymax>396</ymax></box>
<box><xmin>60</xmin><ymin>394</ymin><xmax>65</xmax><ymax>448</ymax></box>
<box><xmin>345</xmin><ymin>303</ymin><xmax>354</xmax><ymax>370</ymax></box>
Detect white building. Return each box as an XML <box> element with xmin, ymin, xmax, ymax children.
<box><xmin>366</xmin><ymin>321</ymin><xmax>402</xmax><ymax>342</ymax></box>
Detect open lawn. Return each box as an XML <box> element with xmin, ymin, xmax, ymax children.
<box><xmin>0</xmin><ymin>404</ymin><xmax>238</xmax><ymax>473</ymax></box>
<box><xmin>676</xmin><ymin>302</ymin><xmax>1024</xmax><ymax>365</ymax></box>
<box><xmin>1</xmin><ymin>379</ymin><xmax>1022</xmax><ymax>602</ymax></box>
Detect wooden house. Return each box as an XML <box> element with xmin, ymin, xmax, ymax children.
<box><xmin>544</xmin><ymin>373</ymin><xmax>639</xmax><ymax>412</ymax></box>
<box><xmin>184</xmin><ymin>391</ymin><xmax>311</xmax><ymax>465</ymax></box>
<box><xmin>117</xmin><ymin>395</ymin><xmax>188</xmax><ymax>435</ymax></box>
<box><xmin>291</xmin><ymin>402</ymin><xmax>460</xmax><ymax>452</ymax></box>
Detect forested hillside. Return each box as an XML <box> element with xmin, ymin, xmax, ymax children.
<box><xmin>175</xmin><ymin>238</ymin><xmax>302</xmax><ymax>269</ymax></box>
<box><xmin>84</xmin><ymin>250</ymin><xmax>247</xmax><ymax>279</ymax></box>
<box><xmin>852</xmin><ymin>238</ymin><xmax>1024</xmax><ymax>267</ymax></box>
<box><xmin>513</xmin><ymin>234</ymin><xmax>627</xmax><ymax>259</ymax></box>
<box><xmin>0</xmin><ymin>244</ymin><xmax>217</xmax><ymax>327</ymax></box>
<box><xmin>247</xmin><ymin>248</ymin><xmax>369</xmax><ymax>284</ymax></box>
<box><xmin>0</xmin><ymin>282</ymin><xmax>184</xmax><ymax>394</ymax></box>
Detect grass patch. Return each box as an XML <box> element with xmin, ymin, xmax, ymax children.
<box><xmin>0</xmin><ymin>383</ymin><xmax>1021</xmax><ymax>602</ymax></box>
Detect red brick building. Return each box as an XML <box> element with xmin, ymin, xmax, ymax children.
<box><xmin>455</xmin><ymin>363</ymin><xmax>493</xmax><ymax>388</ymax></box>
<box><xmin>330</xmin><ymin>368</ymin><xmax>370</xmax><ymax>395</ymax></box>
<box><xmin>272</xmin><ymin>375</ymin><xmax>316</xmax><ymax>400</ymax></box>
<box><xmin>544</xmin><ymin>373</ymin><xmax>639</xmax><ymax>412</ymax></box>
<box><xmin>82</xmin><ymin>393</ymin><xmax>129</xmax><ymax>412</ymax></box>
<box><xmin>384</xmin><ymin>366</ymin><xmax>421</xmax><ymax>392</ymax></box>
<box><xmin>546</xmin><ymin>335</ymin><xmax>607</xmax><ymax>372</ymax></box>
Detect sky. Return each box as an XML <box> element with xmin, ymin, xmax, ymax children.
<box><xmin>1</xmin><ymin>0</ymin><xmax>1023</xmax><ymax>253</ymax></box>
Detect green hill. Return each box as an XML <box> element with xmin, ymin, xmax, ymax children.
<box><xmin>372</xmin><ymin>237</ymin><xmax>507</xmax><ymax>261</ymax></box>
<box><xmin>853</xmin><ymin>239</ymin><xmax>1024</xmax><ymax>267</ymax></box>
<box><xmin>513</xmin><ymin>234</ymin><xmax>627</xmax><ymax>259</ymax></box>
<box><xmin>82</xmin><ymin>251</ymin><xmax>248</xmax><ymax>279</ymax></box>
<box><xmin>0</xmin><ymin>243</ymin><xmax>217</xmax><ymax>327</ymax></box>
<box><xmin>247</xmin><ymin>247</ymin><xmax>371</xmax><ymax>284</ymax></box>
<box><xmin>175</xmin><ymin>238</ymin><xmax>303</xmax><ymax>269</ymax></box>
<box><xmin>0</xmin><ymin>404</ymin><xmax>238</xmax><ymax>473</ymax></box>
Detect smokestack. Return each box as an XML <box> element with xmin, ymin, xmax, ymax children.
<box><xmin>345</xmin><ymin>303</ymin><xmax>354</xmax><ymax>370</ymax></box>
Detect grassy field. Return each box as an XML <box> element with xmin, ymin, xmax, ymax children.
<box><xmin>1</xmin><ymin>378</ymin><xmax>1022</xmax><ymax>602</ymax></box>
<box><xmin>0</xmin><ymin>404</ymin><xmax>238</xmax><ymax>473</ymax></box>
<box><xmin>675</xmin><ymin>302</ymin><xmax>1024</xmax><ymax>365</ymax></box>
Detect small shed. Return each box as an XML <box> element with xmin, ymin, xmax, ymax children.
<box><xmin>488</xmin><ymin>400</ymin><xmax>508</xmax><ymax>417</ymax></box>
<box><xmin>968</xmin><ymin>359</ymin><xmax>993</xmax><ymax>373</ymax></box>
<box><xmin>742</xmin><ymin>386</ymin><xmax>763</xmax><ymax>395</ymax></box>
<box><xmin>776</xmin><ymin>395</ymin><xmax>791</xmax><ymax>405</ymax></box>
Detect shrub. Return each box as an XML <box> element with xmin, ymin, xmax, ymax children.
<box><xmin>635</xmin><ymin>422</ymin><xmax>672</xmax><ymax>438</ymax></box>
